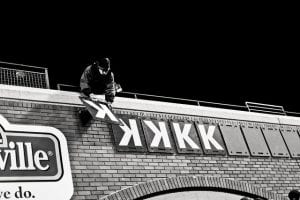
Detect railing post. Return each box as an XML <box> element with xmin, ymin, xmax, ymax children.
<box><xmin>45</xmin><ymin>68</ymin><xmax>50</xmax><ymax>89</ymax></box>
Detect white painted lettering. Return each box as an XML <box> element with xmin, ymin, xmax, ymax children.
<box><xmin>0</xmin><ymin>142</ymin><xmax>50</xmax><ymax>171</ymax></box>
<box><xmin>0</xmin><ymin>150</ymin><xmax>9</xmax><ymax>170</ymax></box>
<box><xmin>144</xmin><ymin>120</ymin><xmax>171</xmax><ymax>148</ymax></box>
<box><xmin>119</xmin><ymin>119</ymin><xmax>142</xmax><ymax>146</ymax></box>
<box><xmin>83</xmin><ymin>99</ymin><xmax>119</xmax><ymax>122</ymax></box>
<box><xmin>16</xmin><ymin>142</ymin><xmax>26</xmax><ymax>169</ymax></box>
<box><xmin>25</xmin><ymin>142</ymin><xmax>35</xmax><ymax>170</ymax></box>
<box><xmin>197</xmin><ymin>125</ymin><xmax>223</xmax><ymax>150</ymax></box>
<box><xmin>9</xmin><ymin>142</ymin><xmax>18</xmax><ymax>170</ymax></box>
<box><xmin>34</xmin><ymin>150</ymin><xmax>49</xmax><ymax>171</ymax></box>
<box><xmin>172</xmin><ymin>122</ymin><xmax>200</xmax><ymax>149</ymax></box>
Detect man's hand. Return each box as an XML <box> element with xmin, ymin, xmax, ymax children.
<box><xmin>106</xmin><ymin>88</ymin><xmax>116</xmax><ymax>96</ymax></box>
<box><xmin>107</xmin><ymin>102</ymin><xmax>112</xmax><ymax>110</ymax></box>
<box><xmin>105</xmin><ymin>87</ymin><xmax>116</xmax><ymax>103</ymax></box>
<box><xmin>89</xmin><ymin>93</ymin><xmax>98</xmax><ymax>101</ymax></box>
<box><xmin>105</xmin><ymin>93</ymin><xmax>115</xmax><ymax>103</ymax></box>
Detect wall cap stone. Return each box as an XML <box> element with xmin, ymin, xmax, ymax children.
<box><xmin>1</xmin><ymin>84</ymin><xmax>300</xmax><ymax>126</ymax></box>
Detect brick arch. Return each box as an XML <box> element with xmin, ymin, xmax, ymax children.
<box><xmin>100</xmin><ymin>176</ymin><xmax>285</xmax><ymax>200</ymax></box>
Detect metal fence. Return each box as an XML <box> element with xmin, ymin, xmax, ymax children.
<box><xmin>57</xmin><ymin>84</ymin><xmax>80</xmax><ymax>92</ymax></box>
<box><xmin>245</xmin><ymin>101</ymin><xmax>286</xmax><ymax>115</ymax></box>
<box><xmin>119</xmin><ymin>92</ymin><xmax>300</xmax><ymax>117</ymax></box>
<box><xmin>54</xmin><ymin>84</ymin><xmax>300</xmax><ymax>117</ymax></box>
<box><xmin>0</xmin><ymin>61</ymin><xmax>50</xmax><ymax>89</ymax></box>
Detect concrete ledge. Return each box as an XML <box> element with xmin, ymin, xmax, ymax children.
<box><xmin>0</xmin><ymin>84</ymin><xmax>82</xmax><ymax>105</ymax></box>
<box><xmin>1</xmin><ymin>84</ymin><xmax>300</xmax><ymax>126</ymax></box>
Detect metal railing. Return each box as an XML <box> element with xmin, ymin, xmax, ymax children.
<box><xmin>246</xmin><ymin>101</ymin><xmax>286</xmax><ymax>115</ymax></box>
<box><xmin>0</xmin><ymin>61</ymin><xmax>50</xmax><ymax>89</ymax></box>
<box><xmin>119</xmin><ymin>91</ymin><xmax>247</xmax><ymax>110</ymax></box>
<box><xmin>37</xmin><ymin>82</ymin><xmax>300</xmax><ymax>117</ymax></box>
<box><xmin>118</xmin><ymin>92</ymin><xmax>300</xmax><ymax>116</ymax></box>
<box><xmin>57</xmin><ymin>84</ymin><xmax>80</xmax><ymax>92</ymax></box>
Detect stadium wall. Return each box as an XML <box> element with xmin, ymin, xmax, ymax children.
<box><xmin>1</xmin><ymin>84</ymin><xmax>300</xmax><ymax>200</ymax></box>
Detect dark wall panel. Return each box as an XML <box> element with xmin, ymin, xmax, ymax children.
<box><xmin>241</xmin><ymin>125</ymin><xmax>270</xmax><ymax>157</ymax></box>
<box><xmin>112</xmin><ymin>114</ymin><xmax>147</xmax><ymax>152</ymax></box>
<box><xmin>195</xmin><ymin>122</ymin><xmax>226</xmax><ymax>155</ymax></box>
<box><xmin>141</xmin><ymin>118</ymin><xmax>175</xmax><ymax>153</ymax></box>
<box><xmin>262</xmin><ymin>127</ymin><xmax>290</xmax><ymax>157</ymax></box>
<box><xmin>169</xmin><ymin>120</ymin><xmax>203</xmax><ymax>154</ymax></box>
<box><xmin>281</xmin><ymin>128</ymin><xmax>300</xmax><ymax>158</ymax></box>
<box><xmin>219</xmin><ymin>124</ymin><xmax>249</xmax><ymax>156</ymax></box>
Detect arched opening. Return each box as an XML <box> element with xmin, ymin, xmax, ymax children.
<box><xmin>144</xmin><ymin>190</ymin><xmax>251</xmax><ymax>200</ymax></box>
<box><xmin>138</xmin><ymin>186</ymin><xmax>265</xmax><ymax>200</ymax></box>
<box><xmin>100</xmin><ymin>176</ymin><xmax>283</xmax><ymax>200</ymax></box>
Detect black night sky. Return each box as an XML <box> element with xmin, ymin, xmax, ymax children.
<box><xmin>1</xmin><ymin>7</ymin><xmax>299</xmax><ymax>113</ymax></box>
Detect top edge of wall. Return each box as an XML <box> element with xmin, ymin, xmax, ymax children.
<box><xmin>1</xmin><ymin>84</ymin><xmax>299</xmax><ymax>126</ymax></box>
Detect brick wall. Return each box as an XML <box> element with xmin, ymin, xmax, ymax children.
<box><xmin>0</xmin><ymin>99</ymin><xmax>299</xmax><ymax>200</ymax></box>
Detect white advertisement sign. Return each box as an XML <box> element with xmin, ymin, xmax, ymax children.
<box><xmin>0</xmin><ymin>115</ymin><xmax>73</xmax><ymax>200</ymax></box>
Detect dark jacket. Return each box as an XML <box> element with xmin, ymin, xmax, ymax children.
<box><xmin>80</xmin><ymin>65</ymin><xmax>114</xmax><ymax>97</ymax></box>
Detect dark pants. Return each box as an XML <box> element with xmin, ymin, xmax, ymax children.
<box><xmin>78</xmin><ymin>108</ymin><xmax>92</xmax><ymax>125</ymax></box>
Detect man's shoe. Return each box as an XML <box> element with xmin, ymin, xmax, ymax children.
<box><xmin>78</xmin><ymin>109</ymin><xmax>92</xmax><ymax>125</ymax></box>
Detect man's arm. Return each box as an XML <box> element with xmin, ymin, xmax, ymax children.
<box><xmin>80</xmin><ymin>68</ymin><xmax>92</xmax><ymax>97</ymax></box>
<box><xmin>108</xmin><ymin>71</ymin><xmax>115</xmax><ymax>84</ymax></box>
<box><xmin>105</xmin><ymin>72</ymin><xmax>116</xmax><ymax>103</ymax></box>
